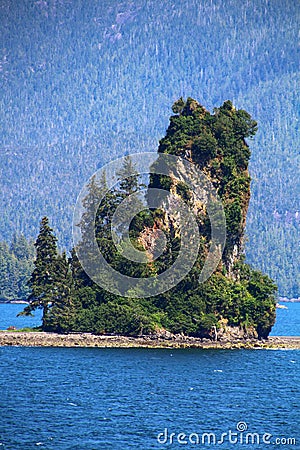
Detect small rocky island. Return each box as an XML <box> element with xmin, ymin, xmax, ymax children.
<box><xmin>18</xmin><ymin>98</ymin><xmax>277</xmax><ymax>342</ymax></box>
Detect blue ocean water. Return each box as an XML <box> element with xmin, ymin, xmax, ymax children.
<box><xmin>270</xmin><ymin>302</ymin><xmax>300</xmax><ymax>336</ymax></box>
<box><xmin>0</xmin><ymin>347</ymin><xmax>299</xmax><ymax>449</ymax></box>
<box><xmin>0</xmin><ymin>303</ymin><xmax>299</xmax><ymax>449</ymax></box>
<box><xmin>0</xmin><ymin>303</ymin><xmax>42</xmax><ymax>330</ymax></box>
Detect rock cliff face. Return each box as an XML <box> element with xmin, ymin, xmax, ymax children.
<box><xmin>148</xmin><ymin>97</ymin><xmax>257</xmax><ymax>279</ymax></box>
<box><xmin>135</xmin><ymin>98</ymin><xmax>277</xmax><ymax>339</ymax></box>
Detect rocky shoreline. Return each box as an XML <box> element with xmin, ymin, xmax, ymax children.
<box><xmin>0</xmin><ymin>331</ymin><xmax>300</xmax><ymax>349</ymax></box>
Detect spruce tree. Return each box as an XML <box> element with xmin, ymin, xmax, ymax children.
<box><xmin>44</xmin><ymin>251</ymin><xmax>78</xmax><ymax>332</ymax></box>
<box><xmin>116</xmin><ymin>155</ymin><xmax>141</xmax><ymax>198</ymax></box>
<box><xmin>79</xmin><ymin>173</ymin><xmax>107</xmax><ymax>249</ymax></box>
<box><xmin>113</xmin><ymin>155</ymin><xmax>147</xmax><ymax>240</ymax></box>
<box><xmin>19</xmin><ymin>217</ymin><xmax>59</xmax><ymax>328</ymax></box>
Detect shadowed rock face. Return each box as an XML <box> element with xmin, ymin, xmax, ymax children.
<box><xmin>146</xmin><ymin>98</ymin><xmax>255</xmax><ymax>279</ymax></box>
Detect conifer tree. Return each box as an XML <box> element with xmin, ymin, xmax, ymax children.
<box><xmin>74</xmin><ymin>170</ymin><xmax>113</xmax><ymax>285</ymax></box>
<box><xmin>70</xmin><ymin>247</ymin><xmax>92</xmax><ymax>289</ymax></box>
<box><xmin>19</xmin><ymin>217</ymin><xmax>59</xmax><ymax>328</ymax></box>
<box><xmin>116</xmin><ymin>155</ymin><xmax>141</xmax><ymax>198</ymax></box>
<box><xmin>113</xmin><ymin>155</ymin><xmax>147</xmax><ymax>239</ymax></box>
<box><xmin>44</xmin><ymin>251</ymin><xmax>78</xmax><ymax>332</ymax></box>
<box><xmin>79</xmin><ymin>173</ymin><xmax>107</xmax><ymax>248</ymax></box>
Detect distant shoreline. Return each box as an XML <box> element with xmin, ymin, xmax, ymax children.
<box><xmin>0</xmin><ymin>332</ymin><xmax>300</xmax><ymax>349</ymax></box>
<box><xmin>0</xmin><ymin>300</ymin><xmax>29</xmax><ymax>304</ymax></box>
<box><xmin>278</xmin><ymin>297</ymin><xmax>300</xmax><ymax>303</ymax></box>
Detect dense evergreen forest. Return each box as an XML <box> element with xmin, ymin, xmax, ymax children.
<box><xmin>20</xmin><ymin>99</ymin><xmax>277</xmax><ymax>339</ymax></box>
<box><xmin>0</xmin><ymin>0</ymin><xmax>299</xmax><ymax>296</ymax></box>
<box><xmin>0</xmin><ymin>235</ymin><xmax>35</xmax><ymax>301</ymax></box>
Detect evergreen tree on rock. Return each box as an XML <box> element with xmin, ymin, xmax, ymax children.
<box><xmin>19</xmin><ymin>217</ymin><xmax>59</xmax><ymax>328</ymax></box>
<box><xmin>44</xmin><ymin>251</ymin><xmax>78</xmax><ymax>332</ymax></box>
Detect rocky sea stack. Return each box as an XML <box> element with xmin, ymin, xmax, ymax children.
<box><xmin>144</xmin><ymin>97</ymin><xmax>277</xmax><ymax>339</ymax></box>
<box><xmin>20</xmin><ymin>99</ymin><xmax>277</xmax><ymax>340</ymax></box>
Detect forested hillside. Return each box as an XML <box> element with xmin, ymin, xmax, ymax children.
<box><xmin>0</xmin><ymin>0</ymin><xmax>299</xmax><ymax>296</ymax></box>
<box><xmin>0</xmin><ymin>235</ymin><xmax>35</xmax><ymax>300</ymax></box>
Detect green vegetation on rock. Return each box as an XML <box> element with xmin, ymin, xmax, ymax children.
<box><xmin>20</xmin><ymin>99</ymin><xmax>277</xmax><ymax>339</ymax></box>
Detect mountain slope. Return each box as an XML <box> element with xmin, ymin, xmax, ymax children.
<box><xmin>0</xmin><ymin>0</ymin><xmax>299</xmax><ymax>295</ymax></box>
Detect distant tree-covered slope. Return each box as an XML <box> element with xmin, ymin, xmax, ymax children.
<box><xmin>0</xmin><ymin>235</ymin><xmax>35</xmax><ymax>301</ymax></box>
<box><xmin>239</xmin><ymin>73</ymin><xmax>300</xmax><ymax>297</ymax></box>
<box><xmin>0</xmin><ymin>0</ymin><xmax>299</xmax><ymax>295</ymax></box>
